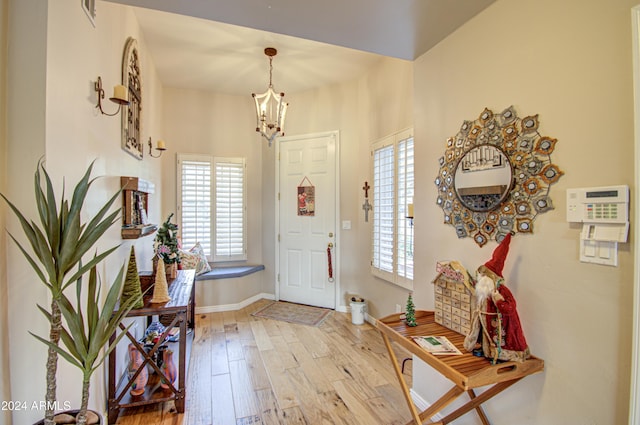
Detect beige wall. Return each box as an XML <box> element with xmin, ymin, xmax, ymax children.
<box><xmin>411</xmin><ymin>0</ymin><xmax>636</xmax><ymax>423</ymax></box>
<box><xmin>161</xmin><ymin>87</ymin><xmax>265</xmax><ymax>307</ymax></box>
<box><xmin>0</xmin><ymin>0</ymin><xmax>9</xmax><ymax>423</ymax></box>
<box><xmin>269</xmin><ymin>57</ymin><xmax>415</xmax><ymax>311</ymax></box>
<box><xmin>5</xmin><ymin>1</ymin><xmax>165</xmax><ymax>422</ymax></box>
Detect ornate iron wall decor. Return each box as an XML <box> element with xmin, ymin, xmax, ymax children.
<box><xmin>121</xmin><ymin>37</ymin><xmax>143</xmax><ymax>160</ymax></box>
<box><xmin>435</xmin><ymin>106</ymin><xmax>563</xmax><ymax>247</ymax></box>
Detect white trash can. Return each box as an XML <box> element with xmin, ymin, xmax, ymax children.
<box><xmin>350</xmin><ymin>297</ymin><xmax>367</xmax><ymax>325</ymax></box>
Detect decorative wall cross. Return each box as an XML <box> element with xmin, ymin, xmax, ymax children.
<box><xmin>362</xmin><ymin>181</ymin><xmax>372</xmax><ymax>222</ymax></box>
<box><xmin>363</xmin><ymin>181</ymin><xmax>370</xmax><ymax>198</ymax></box>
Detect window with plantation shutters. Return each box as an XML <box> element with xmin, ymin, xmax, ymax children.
<box><xmin>177</xmin><ymin>154</ymin><xmax>246</xmax><ymax>262</ymax></box>
<box><xmin>214</xmin><ymin>157</ymin><xmax>246</xmax><ymax>261</ymax></box>
<box><xmin>371</xmin><ymin>129</ymin><xmax>414</xmax><ymax>290</ymax></box>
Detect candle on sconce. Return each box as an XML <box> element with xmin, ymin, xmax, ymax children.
<box><xmin>156</xmin><ymin>140</ymin><xmax>166</xmax><ymax>150</ymax></box>
<box><xmin>407</xmin><ymin>203</ymin><xmax>414</xmax><ymax>218</ymax></box>
<box><xmin>112</xmin><ymin>85</ymin><xmax>128</xmax><ymax>103</ymax></box>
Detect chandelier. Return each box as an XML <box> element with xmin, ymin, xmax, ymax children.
<box><xmin>252</xmin><ymin>47</ymin><xmax>288</xmax><ymax>147</ymax></box>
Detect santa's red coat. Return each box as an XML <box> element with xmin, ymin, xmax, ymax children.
<box><xmin>483</xmin><ymin>284</ymin><xmax>528</xmax><ymax>353</ymax></box>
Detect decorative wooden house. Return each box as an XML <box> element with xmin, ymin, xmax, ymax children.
<box><xmin>432</xmin><ymin>261</ymin><xmax>476</xmax><ymax>336</ymax></box>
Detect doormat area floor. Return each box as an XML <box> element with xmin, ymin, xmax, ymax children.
<box><xmin>251</xmin><ymin>301</ymin><xmax>332</xmax><ymax>327</ymax></box>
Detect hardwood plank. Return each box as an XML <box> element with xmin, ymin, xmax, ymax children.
<box><xmin>236</xmin><ymin>415</ymin><xmax>263</xmax><ymax>425</ymax></box>
<box><xmin>243</xmin><ymin>344</ymin><xmax>272</xmax><ymax>390</ymax></box>
<box><xmin>289</xmin><ymin>341</ymin><xmax>333</xmax><ymax>393</ymax></box>
<box><xmin>210</xmin><ymin>373</ymin><xmax>237</xmax><ymax>425</ymax></box>
<box><xmin>212</xmin><ymin>331</ymin><xmax>231</xmax><ymax>375</ymax></box>
<box><xmin>274</xmin><ymin>319</ymin><xmax>300</xmax><ymax>344</ymax></box>
<box><xmin>375</xmin><ymin>383</ymin><xmax>413</xmax><ymax>423</ymax></box>
<box><xmin>317</xmin><ymin>389</ymin><xmax>361</xmax><ymax>425</ymax></box>
<box><xmin>238</xmin><ymin>320</ymin><xmax>255</xmax><ymax>340</ymax></box>
<box><xmin>223</xmin><ymin>310</ymin><xmax>237</xmax><ymax>326</ymax></box>
<box><xmin>260</xmin><ymin>349</ymin><xmax>300</xmax><ymax>410</ymax></box>
<box><xmin>230</xmin><ymin>359</ymin><xmax>261</xmax><ymax>418</ymax></box>
<box><xmin>294</xmin><ymin>325</ymin><xmax>332</xmax><ymax>358</ymax></box>
<box><xmin>250</xmin><ymin>320</ymin><xmax>276</xmax><ymax>351</ymax></box>
<box><xmin>210</xmin><ymin>312</ymin><xmax>225</xmax><ymax>333</ymax></box>
<box><xmin>226</xmin><ymin>322</ymin><xmax>245</xmax><ymax>361</ymax></box>
<box><xmin>314</xmin><ymin>356</ymin><xmax>346</xmax><ymax>384</ymax></box>
<box><xmin>286</xmin><ymin>367</ymin><xmax>337</xmax><ymax>424</ymax></box>
<box><xmin>332</xmin><ymin>379</ymin><xmax>383</xmax><ymax>425</ymax></box>
<box><xmin>270</xmin><ymin>334</ymin><xmax>299</xmax><ymax>370</ymax></box>
<box><xmin>185</xmin><ymin>325</ymin><xmax>213</xmax><ymax>424</ymax></box>
<box><xmin>366</xmin><ymin>396</ymin><xmax>407</xmax><ymax>425</ymax></box>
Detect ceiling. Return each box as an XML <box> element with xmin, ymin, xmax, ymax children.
<box><xmin>104</xmin><ymin>0</ymin><xmax>495</xmax><ymax>95</ymax></box>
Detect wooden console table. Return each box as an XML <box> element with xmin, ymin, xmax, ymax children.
<box><xmin>376</xmin><ymin>310</ymin><xmax>544</xmax><ymax>425</ymax></box>
<box><xmin>107</xmin><ymin>269</ymin><xmax>196</xmax><ymax>424</ymax></box>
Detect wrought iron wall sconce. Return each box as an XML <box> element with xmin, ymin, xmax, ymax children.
<box><xmin>94</xmin><ymin>76</ymin><xmax>128</xmax><ymax>116</ymax></box>
<box><xmin>147</xmin><ymin>137</ymin><xmax>167</xmax><ymax>158</ymax></box>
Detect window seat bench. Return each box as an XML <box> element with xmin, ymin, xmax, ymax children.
<box><xmin>195</xmin><ymin>264</ymin><xmax>265</xmax><ymax>281</ymax></box>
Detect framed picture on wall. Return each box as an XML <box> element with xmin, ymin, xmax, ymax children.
<box><xmin>82</xmin><ymin>0</ymin><xmax>96</xmax><ymax>27</ymax></box>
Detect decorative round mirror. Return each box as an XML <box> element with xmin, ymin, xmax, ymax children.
<box><xmin>453</xmin><ymin>145</ymin><xmax>513</xmax><ymax>212</ymax></box>
<box><xmin>435</xmin><ymin>106</ymin><xmax>563</xmax><ymax>247</ymax></box>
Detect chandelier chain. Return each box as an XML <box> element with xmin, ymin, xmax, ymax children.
<box><xmin>269</xmin><ymin>56</ymin><xmax>274</xmax><ymax>88</ymax></box>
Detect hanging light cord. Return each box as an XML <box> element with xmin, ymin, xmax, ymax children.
<box><xmin>268</xmin><ymin>56</ymin><xmax>274</xmax><ymax>88</ymax></box>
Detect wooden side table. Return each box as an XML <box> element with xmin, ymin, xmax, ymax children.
<box><xmin>107</xmin><ymin>269</ymin><xmax>195</xmax><ymax>424</ymax></box>
<box><xmin>376</xmin><ymin>310</ymin><xmax>544</xmax><ymax>425</ymax></box>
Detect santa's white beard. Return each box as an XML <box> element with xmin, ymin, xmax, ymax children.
<box><xmin>475</xmin><ymin>275</ymin><xmax>495</xmax><ymax>305</ymax></box>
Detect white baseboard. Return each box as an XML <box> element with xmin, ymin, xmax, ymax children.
<box><xmin>195</xmin><ymin>292</ymin><xmax>275</xmax><ymax>313</ymax></box>
<box><xmin>410</xmin><ymin>388</ymin><xmax>444</xmax><ymax>421</ymax></box>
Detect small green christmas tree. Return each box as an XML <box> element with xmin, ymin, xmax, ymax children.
<box><xmin>405</xmin><ymin>293</ymin><xmax>417</xmax><ymax>326</ymax></box>
<box><xmin>121</xmin><ymin>246</ymin><xmax>144</xmax><ymax>309</ymax></box>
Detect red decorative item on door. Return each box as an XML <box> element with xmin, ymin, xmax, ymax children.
<box><xmin>327</xmin><ymin>245</ymin><xmax>334</xmax><ymax>281</ymax></box>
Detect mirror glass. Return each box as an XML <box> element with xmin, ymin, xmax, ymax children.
<box><xmin>453</xmin><ymin>145</ymin><xmax>512</xmax><ymax>212</ymax></box>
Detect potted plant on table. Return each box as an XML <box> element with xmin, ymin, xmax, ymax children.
<box><xmin>1</xmin><ymin>160</ymin><xmax>141</xmax><ymax>425</ymax></box>
<box><xmin>152</xmin><ymin>213</ymin><xmax>180</xmax><ymax>278</ymax></box>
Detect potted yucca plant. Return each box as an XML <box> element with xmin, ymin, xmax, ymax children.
<box><xmin>1</xmin><ymin>160</ymin><xmax>139</xmax><ymax>425</ymax></box>
<box><xmin>33</xmin><ymin>262</ymin><xmax>141</xmax><ymax>425</ymax></box>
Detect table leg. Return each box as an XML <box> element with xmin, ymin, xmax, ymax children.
<box><xmin>415</xmin><ymin>386</ymin><xmax>465</xmax><ymax>424</ymax></box>
<box><xmin>467</xmin><ymin>390</ymin><xmax>490</xmax><ymax>425</ymax></box>
<box><xmin>439</xmin><ymin>379</ymin><xmax>521</xmax><ymax>424</ymax></box>
<box><xmin>176</xmin><ymin>311</ymin><xmax>187</xmax><ymax>413</ymax></box>
<box><xmin>381</xmin><ymin>333</ymin><xmax>423</xmax><ymax>424</ymax></box>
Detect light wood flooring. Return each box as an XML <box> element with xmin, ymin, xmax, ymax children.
<box><xmin>114</xmin><ymin>299</ymin><xmax>413</xmax><ymax>425</ymax></box>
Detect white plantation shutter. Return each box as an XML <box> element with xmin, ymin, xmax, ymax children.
<box><xmin>372</xmin><ymin>142</ymin><xmax>395</xmax><ymax>280</ymax></box>
<box><xmin>397</xmin><ymin>136</ymin><xmax>414</xmax><ymax>284</ymax></box>
<box><xmin>371</xmin><ymin>129</ymin><xmax>414</xmax><ymax>290</ymax></box>
<box><xmin>178</xmin><ymin>155</ymin><xmax>212</xmax><ymax>256</ymax></box>
<box><xmin>214</xmin><ymin>157</ymin><xmax>246</xmax><ymax>261</ymax></box>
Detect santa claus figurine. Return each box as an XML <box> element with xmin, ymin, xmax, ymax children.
<box><xmin>463</xmin><ymin>233</ymin><xmax>530</xmax><ymax>363</ymax></box>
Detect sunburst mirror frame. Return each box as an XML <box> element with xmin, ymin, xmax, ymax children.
<box><xmin>435</xmin><ymin>106</ymin><xmax>564</xmax><ymax>247</ymax></box>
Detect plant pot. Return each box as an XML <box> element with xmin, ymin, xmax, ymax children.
<box><xmin>34</xmin><ymin>409</ymin><xmax>102</xmax><ymax>424</ymax></box>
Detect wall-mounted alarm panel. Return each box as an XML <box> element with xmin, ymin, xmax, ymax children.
<box><xmin>566</xmin><ymin>185</ymin><xmax>629</xmax><ymax>267</ymax></box>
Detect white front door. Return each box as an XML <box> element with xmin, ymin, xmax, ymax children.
<box><xmin>277</xmin><ymin>131</ymin><xmax>338</xmax><ymax>309</ymax></box>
